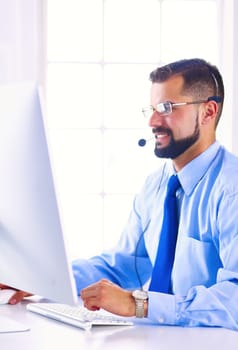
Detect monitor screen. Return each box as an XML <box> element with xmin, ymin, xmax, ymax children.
<box><xmin>0</xmin><ymin>82</ymin><xmax>78</xmax><ymax>305</ymax></box>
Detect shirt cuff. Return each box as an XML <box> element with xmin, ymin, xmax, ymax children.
<box><xmin>147</xmin><ymin>291</ymin><xmax>177</xmax><ymax>325</ymax></box>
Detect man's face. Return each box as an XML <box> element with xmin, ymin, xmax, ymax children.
<box><xmin>148</xmin><ymin>76</ymin><xmax>201</xmax><ymax>160</ymax></box>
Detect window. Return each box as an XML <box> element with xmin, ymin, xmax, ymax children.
<box><xmin>46</xmin><ymin>0</ymin><xmax>220</xmax><ymax>259</ymax></box>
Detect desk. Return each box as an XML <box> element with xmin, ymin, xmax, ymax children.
<box><xmin>1</xmin><ymin>299</ymin><xmax>238</xmax><ymax>350</ymax></box>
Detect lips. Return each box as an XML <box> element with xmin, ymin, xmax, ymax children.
<box><xmin>155</xmin><ymin>132</ymin><xmax>169</xmax><ymax>139</ymax></box>
<box><xmin>152</xmin><ymin>128</ymin><xmax>171</xmax><ymax>146</ymax></box>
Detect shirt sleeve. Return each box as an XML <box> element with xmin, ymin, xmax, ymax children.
<box><xmin>72</xmin><ymin>250</ymin><xmax>152</xmax><ymax>294</ymax></box>
<box><xmin>148</xmin><ymin>282</ymin><xmax>238</xmax><ymax>331</ymax></box>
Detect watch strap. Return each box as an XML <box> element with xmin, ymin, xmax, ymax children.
<box><xmin>135</xmin><ymin>299</ymin><xmax>147</xmax><ymax>318</ymax></box>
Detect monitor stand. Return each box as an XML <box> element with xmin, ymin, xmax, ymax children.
<box><xmin>0</xmin><ymin>315</ymin><xmax>30</xmax><ymax>333</ymax></box>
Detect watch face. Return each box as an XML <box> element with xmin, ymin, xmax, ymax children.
<box><xmin>132</xmin><ymin>290</ymin><xmax>148</xmax><ymax>300</ymax></box>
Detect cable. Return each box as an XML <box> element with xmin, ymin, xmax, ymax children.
<box><xmin>134</xmin><ymin>162</ymin><xmax>167</xmax><ymax>290</ymax></box>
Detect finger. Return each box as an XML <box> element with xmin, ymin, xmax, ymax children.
<box><xmin>81</xmin><ymin>283</ymin><xmax>100</xmax><ymax>298</ymax></box>
<box><xmin>81</xmin><ymin>279</ymin><xmax>114</xmax><ymax>297</ymax></box>
<box><xmin>0</xmin><ymin>284</ymin><xmax>20</xmax><ymax>292</ymax></box>
<box><xmin>9</xmin><ymin>291</ymin><xmax>32</xmax><ymax>305</ymax></box>
<box><xmin>0</xmin><ymin>284</ymin><xmax>10</xmax><ymax>289</ymax></box>
<box><xmin>83</xmin><ymin>297</ymin><xmax>100</xmax><ymax>311</ymax></box>
<box><xmin>84</xmin><ymin>300</ymin><xmax>100</xmax><ymax>311</ymax></box>
<box><xmin>8</xmin><ymin>291</ymin><xmax>24</xmax><ymax>305</ymax></box>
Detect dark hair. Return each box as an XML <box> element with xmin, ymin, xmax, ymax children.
<box><xmin>149</xmin><ymin>58</ymin><xmax>224</xmax><ymax>126</ymax></box>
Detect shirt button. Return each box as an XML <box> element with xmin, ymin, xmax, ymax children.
<box><xmin>158</xmin><ymin>317</ymin><xmax>164</xmax><ymax>323</ymax></box>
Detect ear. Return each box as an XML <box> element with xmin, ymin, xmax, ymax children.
<box><xmin>201</xmin><ymin>101</ymin><xmax>219</xmax><ymax>125</ymax></box>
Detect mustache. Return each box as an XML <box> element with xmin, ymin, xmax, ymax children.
<box><xmin>152</xmin><ymin>127</ymin><xmax>172</xmax><ymax>135</ymax></box>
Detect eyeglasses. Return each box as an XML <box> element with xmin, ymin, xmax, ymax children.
<box><xmin>142</xmin><ymin>96</ymin><xmax>221</xmax><ymax>119</ymax></box>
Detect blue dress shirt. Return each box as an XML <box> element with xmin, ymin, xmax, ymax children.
<box><xmin>73</xmin><ymin>141</ymin><xmax>238</xmax><ymax>330</ymax></box>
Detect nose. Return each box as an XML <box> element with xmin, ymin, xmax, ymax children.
<box><xmin>148</xmin><ymin>110</ymin><xmax>164</xmax><ymax>127</ymax></box>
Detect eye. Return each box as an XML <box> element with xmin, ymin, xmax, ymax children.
<box><xmin>156</xmin><ymin>101</ymin><xmax>172</xmax><ymax>115</ymax></box>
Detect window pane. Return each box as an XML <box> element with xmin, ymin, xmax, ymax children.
<box><xmin>47</xmin><ymin>0</ymin><xmax>103</xmax><ymax>61</ymax></box>
<box><xmin>49</xmin><ymin>129</ymin><xmax>103</xmax><ymax>194</ymax></box>
<box><xmin>47</xmin><ymin>64</ymin><xmax>103</xmax><ymax>128</ymax></box>
<box><xmin>104</xmin><ymin>64</ymin><xmax>157</xmax><ymax>128</ymax></box>
<box><xmin>103</xmin><ymin>129</ymin><xmax>160</xmax><ymax>193</ymax></box>
<box><xmin>161</xmin><ymin>0</ymin><xmax>218</xmax><ymax>63</ymax></box>
<box><xmin>64</xmin><ymin>195</ymin><xmax>103</xmax><ymax>259</ymax></box>
<box><xmin>104</xmin><ymin>0</ymin><xmax>161</xmax><ymax>62</ymax></box>
<box><xmin>103</xmin><ymin>194</ymin><xmax>134</xmax><ymax>250</ymax></box>
<box><xmin>46</xmin><ymin>0</ymin><xmax>220</xmax><ymax>256</ymax></box>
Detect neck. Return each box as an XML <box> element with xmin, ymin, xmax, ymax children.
<box><xmin>172</xmin><ymin>137</ymin><xmax>216</xmax><ymax>172</ymax></box>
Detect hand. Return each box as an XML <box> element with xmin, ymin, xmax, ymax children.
<box><xmin>0</xmin><ymin>284</ymin><xmax>33</xmax><ymax>305</ymax></box>
<box><xmin>80</xmin><ymin>279</ymin><xmax>135</xmax><ymax>317</ymax></box>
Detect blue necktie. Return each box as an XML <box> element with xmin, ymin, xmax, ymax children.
<box><xmin>149</xmin><ymin>175</ymin><xmax>181</xmax><ymax>293</ymax></box>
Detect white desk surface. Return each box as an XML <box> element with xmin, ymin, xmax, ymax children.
<box><xmin>1</xmin><ymin>298</ymin><xmax>238</xmax><ymax>350</ymax></box>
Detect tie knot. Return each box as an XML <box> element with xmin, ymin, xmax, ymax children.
<box><xmin>167</xmin><ymin>175</ymin><xmax>181</xmax><ymax>197</ymax></box>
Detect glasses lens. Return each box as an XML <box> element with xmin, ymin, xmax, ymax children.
<box><xmin>156</xmin><ymin>101</ymin><xmax>172</xmax><ymax>115</ymax></box>
<box><xmin>142</xmin><ymin>106</ymin><xmax>153</xmax><ymax>119</ymax></box>
<box><xmin>142</xmin><ymin>101</ymin><xmax>173</xmax><ymax>118</ymax></box>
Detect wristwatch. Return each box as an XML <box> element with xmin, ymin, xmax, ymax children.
<box><xmin>132</xmin><ymin>290</ymin><xmax>148</xmax><ymax>318</ymax></box>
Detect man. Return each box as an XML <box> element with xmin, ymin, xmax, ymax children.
<box><xmin>2</xmin><ymin>58</ymin><xmax>238</xmax><ymax>330</ymax></box>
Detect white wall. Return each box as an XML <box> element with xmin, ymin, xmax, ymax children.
<box><xmin>0</xmin><ymin>0</ymin><xmax>45</xmax><ymax>84</ymax></box>
<box><xmin>232</xmin><ymin>1</ymin><xmax>238</xmax><ymax>155</ymax></box>
<box><xmin>218</xmin><ymin>0</ymin><xmax>238</xmax><ymax>155</ymax></box>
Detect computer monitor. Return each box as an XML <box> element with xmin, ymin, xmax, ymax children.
<box><xmin>0</xmin><ymin>82</ymin><xmax>78</xmax><ymax>305</ymax></box>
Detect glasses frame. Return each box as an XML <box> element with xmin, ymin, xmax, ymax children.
<box><xmin>142</xmin><ymin>96</ymin><xmax>221</xmax><ymax>119</ymax></box>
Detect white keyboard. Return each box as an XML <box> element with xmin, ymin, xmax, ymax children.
<box><xmin>27</xmin><ymin>303</ymin><xmax>133</xmax><ymax>331</ymax></box>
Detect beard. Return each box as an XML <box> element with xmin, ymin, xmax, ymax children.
<box><xmin>153</xmin><ymin>115</ymin><xmax>200</xmax><ymax>159</ymax></box>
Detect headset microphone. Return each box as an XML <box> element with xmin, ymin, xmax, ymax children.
<box><xmin>138</xmin><ymin>137</ymin><xmax>154</xmax><ymax>147</ymax></box>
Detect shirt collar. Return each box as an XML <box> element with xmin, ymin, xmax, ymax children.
<box><xmin>169</xmin><ymin>141</ymin><xmax>222</xmax><ymax>196</ymax></box>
